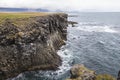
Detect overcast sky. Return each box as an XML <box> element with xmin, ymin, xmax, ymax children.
<box><xmin>0</xmin><ymin>0</ymin><xmax>120</xmax><ymax>12</ymax></box>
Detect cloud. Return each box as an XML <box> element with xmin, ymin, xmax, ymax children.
<box><xmin>0</xmin><ymin>0</ymin><xmax>120</xmax><ymax>11</ymax></box>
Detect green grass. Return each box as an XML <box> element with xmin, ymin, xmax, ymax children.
<box><xmin>0</xmin><ymin>12</ymin><xmax>50</xmax><ymax>25</ymax></box>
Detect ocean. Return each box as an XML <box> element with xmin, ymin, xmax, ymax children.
<box><xmin>10</xmin><ymin>12</ymin><xmax>120</xmax><ymax>80</ymax></box>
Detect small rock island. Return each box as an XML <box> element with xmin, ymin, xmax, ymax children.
<box><xmin>0</xmin><ymin>13</ymin><xmax>68</xmax><ymax>79</ymax></box>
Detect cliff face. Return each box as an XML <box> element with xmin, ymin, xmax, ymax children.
<box><xmin>0</xmin><ymin>13</ymin><xmax>68</xmax><ymax>79</ymax></box>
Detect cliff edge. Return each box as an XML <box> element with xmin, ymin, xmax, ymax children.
<box><xmin>0</xmin><ymin>13</ymin><xmax>68</xmax><ymax>79</ymax></box>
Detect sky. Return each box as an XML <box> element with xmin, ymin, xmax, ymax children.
<box><xmin>0</xmin><ymin>0</ymin><xmax>120</xmax><ymax>12</ymax></box>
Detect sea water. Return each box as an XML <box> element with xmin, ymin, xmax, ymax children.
<box><xmin>10</xmin><ymin>12</ymin><xmax>120</xmax><ymax>80</ymax></box>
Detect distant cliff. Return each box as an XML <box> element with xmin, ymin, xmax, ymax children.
<box><xmin>0</xmin><ymin>13</ymin><xmax>68</xmax><ymax>79</ymax></box>
<box><xmin>0</xmin><ymin>7</ymin><xmax>49</xmax><ymax>12</ymax></box>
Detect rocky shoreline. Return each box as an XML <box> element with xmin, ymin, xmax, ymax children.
<box><xmin>0</xmin><ymin>13</ymin><xmax>68</xmax><ymax>79</ymax></box>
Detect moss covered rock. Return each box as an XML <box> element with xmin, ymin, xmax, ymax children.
<box><xmin>68</xmin><ymin>64</ymin><xmax>96</xmax><ymax>80</ymax></box>
<box><xmin>67</xmin><ymin>64</ymin><xmax>116</xmax><ymax>80</ymax></box>
<box><xmin>96</xmin><ymin>74</ymin><xmax>115</xmax><ymax>80</ymax></box>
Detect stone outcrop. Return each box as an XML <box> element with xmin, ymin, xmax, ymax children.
<box><xmin>67</xmin><ymin>64</ymin><xmax>115</xmax><ymax>80</ymax></box>
<box><xmin>0</xmin><ymin>13</ymin><xmax>68</xmax><ymax>79</ymax></box>
<box><xmin>117</xmin><ymin>71</ymin><xmax>120</xmax><ymax>80</ymax></box>
<box><xmin>68</xmin><ymin>21</ymin><xmax>78</xmax><ymax>27</ymax></box>
<box><xmin>67</xmin><ymin>64</ymin><xmax>96</xmax><ymax>80</ymax></box>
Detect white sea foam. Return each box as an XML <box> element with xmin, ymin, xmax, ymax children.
<box><xmin>7</xmin><ymin>73</ymin><xmax>24</xmax><ymax>80</ymax></box>
<box><xmin>76</xmin><ymin>25</ymin><xmax>118</xmax><ymax>33</ymax></box>
<box><xmin>55</xmin><ymin>46</ymin><xmax>73</xmax><ymax>75</ymax></box>
<box><xmin>37</xmin><ymin>46</ymin><xmax>73</xmax><ymax>78</ymax></box>
<box><xmin>9</xmin><ymin>45</ymin><xmax>73</xmax><ymax>80</ymax></box>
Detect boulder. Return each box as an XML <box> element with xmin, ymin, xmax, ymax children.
<box><xmin>68</xmin><ymin>64</ymin><xmax>96</xmax><ymax>80</ymax></box>
<box><xmin>67</xmin><ymin>64</ymin><xmax>115</xmax><ymax>80</ymax></box>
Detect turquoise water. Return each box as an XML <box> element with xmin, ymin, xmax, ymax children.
<box><xmin>10</xmin><ymin>12</ymin><xmax>120</xmax><ymax>80</ymax></box>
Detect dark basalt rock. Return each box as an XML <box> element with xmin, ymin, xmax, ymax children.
<box><xmin>68</xmin><ymin>21</ymin><xmax>78</xmax><ymax>27</ymax></box>
<box><xmin>117</xmin><ymin>71</ymin><xmax>120</xmax><ymax>80</ymax></box>
<box><xmin>0</xmin><ymin>13</ymin><xmax>68</xmax><ymax>79</ymax></box>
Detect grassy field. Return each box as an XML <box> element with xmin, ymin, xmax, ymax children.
<box><xmin>0</xmin><ymin>12</ymin><xmax>51</xmax><ymax>24</ymax></box>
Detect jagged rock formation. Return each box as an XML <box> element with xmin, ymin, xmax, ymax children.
<box><xmin>68</xmin><ymin>21</ymin><xmax>78</xmax><ymax>27</ymax></box>
<box><xmin>67</xmin><ymin>64</ymin><xmax>115</xmax><ymax>80</ymax></box>
<box><xmin>0</xmin><ymin>13</ymin><xmax>68</xmax><ymax>79</ymax></box>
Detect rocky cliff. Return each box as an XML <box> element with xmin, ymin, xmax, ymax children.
<box><xmin>0</xmin><ymin>13</ymin><xmax>68</xmax><ymax>79</ymax></box>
